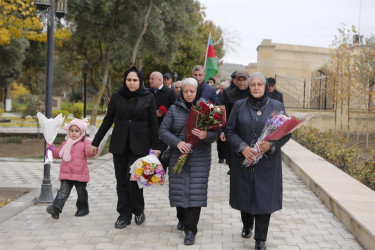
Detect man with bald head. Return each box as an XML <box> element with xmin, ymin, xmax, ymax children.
<box><xmin>149</xmin><ymin>71</ymin><xmax>177</xmax><ymax>127</ymax></box>
<box><xmin>149</xmin><ymin>71</ymin><xmax>177</xmax><ymax>172</ymax></box>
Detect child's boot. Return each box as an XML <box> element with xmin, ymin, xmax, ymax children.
<box><xmin>46</xmin><ymin>205</ymin><xmax>60</xmax><ymax>219</ymax></box>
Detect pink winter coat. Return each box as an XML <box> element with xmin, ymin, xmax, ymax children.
<box><xmin>52</xmin><ymin>137</ymin><xmax>96</xmax><ymax>182</ymax></box>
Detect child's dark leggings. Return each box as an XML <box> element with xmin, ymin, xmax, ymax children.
<box><xmin>52</xmin><ymin>180</ymin><xmax>88</xmax><ymax>212</ymax></box>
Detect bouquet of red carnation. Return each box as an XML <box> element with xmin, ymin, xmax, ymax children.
<box><xmin>173</xmin><ymin>101</ymin><xmax>226</xmax><ymax>174</ymax></box>
<box><xmin>159</xmin><ymin>105</ymin><xmax>168</xmax><ymax>116</ymax></box>
<box><xmin>243</xmin><ymin>112</ymin><xmax>317</xmax><ymax>167</ymax></box>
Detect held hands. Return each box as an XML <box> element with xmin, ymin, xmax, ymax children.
<box><xmin>220</xmin><ymin>132</ymin><xmax>226</xmax><ymax>141</ymax></box>
<box><xmin>156</xmin><ymin>110</ymin><xmax>163</xmax><ymax>118</ymax></box>
<box><xmin>257</xmin><ymin>141</ymin><xmax>271</xmax><ymax>155</ymax></box>
<box><xmin>89</xmin><ymin>145</ymin><xmax>98</xmax><ymax>155</ymax></box>
<box><xmin>177</xmin><ymin>141</ymin><xmax>192</xmax><ymax>154</ymax></box>
<box><xmin>241</xmin><ymin>146</ymin><xmax>258</xmax><ymax>164</ymax></box>
<box><xmin>192</xmin><ymin>128</ymin><xmax>207</xmax><ymax>140</ymax></box>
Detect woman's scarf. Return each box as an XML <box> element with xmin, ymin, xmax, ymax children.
<box><xmin>58</xmin><ymin>118</ymin><xmax>89</xmax><ymax>162</ymax></box>
<box><xmin>248</xmin><ymin>77</ymin><xmax>270</xmax><ymax>110</ymax></box>
<box><xmin>181</xmin><ymin>82</ymin><xmax>203</xmax><ymax>110</ymax></box>
<box><xmin>119</xmin><ymin>66</ymin><xmax>150</xmax><ymax>99</ymax></box>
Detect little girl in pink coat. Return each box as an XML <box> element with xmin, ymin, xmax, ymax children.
<box><xmin>46</xmin><ymin>118</ymin><xmax>96</xmax><ymax>219</ymax></box>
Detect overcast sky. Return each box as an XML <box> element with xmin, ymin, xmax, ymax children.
<box><xmin>199</xmin><ymin>0</ymin><xmax>375</xmax><ymax>65</ymax></box>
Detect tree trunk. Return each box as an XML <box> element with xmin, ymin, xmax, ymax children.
<box><xmin>5</xmin><ymin>83</ymin><xmax>12</xmax><ymax>112</ymax></box>
<box><xmin>91</xmin><ymin>48</ymin><xmax>110</xmax><ymax>126</ymax></box>
<box><xmin>129</xmin><ymin>0</ymin><xmax>153</xmax><ymax>67</ymax></box>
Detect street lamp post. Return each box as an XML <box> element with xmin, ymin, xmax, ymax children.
<box><xmin>35</xmin><ymin>0</ymin><xmax>68</xmax><ymax>203</ymax></box>
<box><xmin>174</xmin><ymin>71</ymin><xmax>178</xmax><ymax>82</ymax></box>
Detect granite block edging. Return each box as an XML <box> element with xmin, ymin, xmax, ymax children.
<box><xmin>282</xmin><ymin>139</ymin><xmax>375</xmax><ymax>250</ymax></box>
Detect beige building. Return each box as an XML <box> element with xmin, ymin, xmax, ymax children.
<box><xmin>247</xmin><ymin>39</ymin><xmax>375</xmax><ymax>135</ymax></box>
<box><xmin>247</xmin><ymin>39</ymin><xmax>334</xmax><ymax>109</ymax></box>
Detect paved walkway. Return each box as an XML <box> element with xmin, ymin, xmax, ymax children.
<box><xmin>0</xmin><ymin>146</ymin><xmax>363</xmax><ymax>249</ymax></box>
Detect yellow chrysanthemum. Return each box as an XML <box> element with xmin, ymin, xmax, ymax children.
<box><xmin>135</xmin><ymin>168</ymin><xmax>143</xmax><ymax>176</ymax></box>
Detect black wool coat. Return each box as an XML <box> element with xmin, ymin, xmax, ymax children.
<box><xmin>225</xmin><ymin>97</ymin><xmax>291</xmax><ymax>214</ymax></box>
<box><xmin>149</xmin><ymin>85</ymin><xmax>177</xmax><ymax>127</ymax></box>
<box><xmin>92</xmin><ymin>91</ymin><xmax>160</xmax><ymax>155</ymax></box>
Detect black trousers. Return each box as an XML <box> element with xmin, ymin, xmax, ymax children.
<box><xmin>176</xmin><ymin>207</ymin><xmax>201</xmax><ymax>234</ymax></box>
<box><xmin>53</xmin><ymin>180</ymin><xmax>88</xmax><ymax>212</ymax></box>
<box><xmin>113</xmin><ymin>151</ymin><xmax>144</xmax><ymax>221</ymax></box>
<box><xmin>217</xmin><ymin>138</ymin><xmax>227</xmax><ymax>160</ymax></box>
<box><xmin>241</xmin><ymin>211</ymin><xmax>271</xmax><ymax>241</ymax></box>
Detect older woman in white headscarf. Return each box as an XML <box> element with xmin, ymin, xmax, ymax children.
<box><xmin>159</xmin><ymin>78</ymin><xmax>220</xmax><ymax>246</ymax></box>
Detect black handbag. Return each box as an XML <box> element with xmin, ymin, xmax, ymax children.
<box><xmin>160</xmin><ymin>146</ymin><xmax>171</xmax><ymax>166</ymax></box>
<box><xmin>160</xmin><ymin>125</ymin><xmax>185</xmax><ymax>167</ymax></box>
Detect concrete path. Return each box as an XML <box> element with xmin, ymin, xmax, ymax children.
<box><xmin>0</xmin><ymin>146</ymin><xmax>363</xmax><ymax>249</ymax></box>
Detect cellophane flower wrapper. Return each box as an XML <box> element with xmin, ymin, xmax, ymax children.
<box><xmin>129</xmin><ymin>149</ymin><xmax>165</xmax><ymax>189</ymax></box>
<box><xmin>243</xmin><ymin>112</ymin><xmax>317</xmax><ymax>167</ymax></box>
<box><xmin>173</xmin><ymin>101</ymin><xmax>226</xmax><ymax>174</ymax></box>
<box><xmin>37</xmin><ymin>112</ymin><xmax>65</xmax><ymax>164</ymax></box>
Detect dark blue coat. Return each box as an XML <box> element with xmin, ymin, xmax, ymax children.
<box><xmin>201</xmin><ymin>82</ymin><xmax>219</xmax><ymax>104</ymax></box>
<box><xmin>225</xmin><ymin>97</ymin><xmax>291</xmax><ymax>214</ymax></box>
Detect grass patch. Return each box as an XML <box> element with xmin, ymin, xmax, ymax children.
<box><xmin>4</xmin><ymin>136</ymin><xmax>23</xmax><ymax>144</ymax></box>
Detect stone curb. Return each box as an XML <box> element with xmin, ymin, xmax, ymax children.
<box><xmin>282</xmin><ymin>139</ymin><xmax>375</xmax><ymax>250</ymax></box>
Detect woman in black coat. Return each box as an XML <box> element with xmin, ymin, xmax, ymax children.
<box><xmin>225</xmin><ymin>72</ymin><xmax>291</xmax><ymax>250</ymax></box>
<box><xmin>89</xmin><ymin>66</ymin><xmax>160</xmax><ymax>229</ymax></box>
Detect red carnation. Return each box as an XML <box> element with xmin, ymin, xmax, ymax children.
<box><xmin>159</xmin><ymin>105</ymin><xmax>168</xmax><ymax>115</ymax></box>
<box><xmin>214</xmin><ymin>113</ymin><xmax>221</xmax><ymax>120</ymax></box>
<box><xmin>199</xmin><ymin>102</ymin><xmax>210</xmax><ymax>115</ymax></box>
<box><xmin>143</xmin><ymin>174</ymin><xmax>151</xmax><ymax>180</ymax></box>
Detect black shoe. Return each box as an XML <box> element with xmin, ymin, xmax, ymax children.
<box><xmin>227</xmin><ymin>170</ymin><xmax>231</xmax><ymax>175</ymax></box>
<box><xmin>46</xmin><ymin>205</ymin><xmax>60</xmax><ymax>219</ymax></box>
<box><xmin>241</xmin><ymin>227</ymin><xmax>252</xmax><ymax>238</ymax></box>
<box><xmin>184</xmin><ymin>231</ymin><xmax>195</xmax><ymax>245</ymax></box>
<box><xmin>218</xmin><ymin>159</ymin><xmax>224</xmax><ymax>163</ymax></box>
<box><xmin>75</xmin><ymin>210</ymin><xmax>89</xmax><ymax>217</ymax></box>
<box><xmin>135</xmin><ymin>211</ymin><xmax>146</xmax><ymax>225</ymax></box>
<box><xmin>177</xmin><ymin>221</ymin><xmax>184</xmax><ymax>231</ymax></box>
<box><xmin>255</xmin><ymin>240</ymin><xmax>266</xmax><ymax>250</ymax></box>
<box><xmin>115</xmin><ymin>216</ymin><xmax>131</xmax><ymax>229</ymax></box>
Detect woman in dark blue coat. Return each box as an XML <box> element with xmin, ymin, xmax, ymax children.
<box><xmin>225</xmin><ymin>72</ymin><xmax>291</xmax><ymax>250</ymax></box>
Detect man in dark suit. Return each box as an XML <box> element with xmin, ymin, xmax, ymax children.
<box><xmin>149</xmin><ymin>71</ymin><xmax>177</xmax><ymax>127</ymax></box>
<box><xmin>149</xmin><ymin>71</ymin><xmax>177</xmax><ymax>171</ymax></box>
<box><xmin>267</xmin><ymin>77</ymin><xmax>283</xmax><ymax>103</ymax></box>
<box><xmin>192</xmin><ymin>65</ymin><xmax>218</xmax><ymax>104</ymax></box>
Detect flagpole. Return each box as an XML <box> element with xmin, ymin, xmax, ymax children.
<box><xmin>203</xmin><ymin>33</ymin><xmax>211</xmax><ymax>69</ymax></box>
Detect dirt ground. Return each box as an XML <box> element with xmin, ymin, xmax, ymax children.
<box><xmin>0</xmin><ymin>189</ymin><xmax>30</xmax><ymax>204</ymax></box>
<box><xmin>0</xmin><ymin>137</ymin><xmax>59</xmax><ymax>158</ymax></box>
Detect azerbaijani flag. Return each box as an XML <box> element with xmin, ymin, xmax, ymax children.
<box><xmin>204</xmin><ymin>33</ymin><xmax>218</xmax><ymax>81</ymax></box>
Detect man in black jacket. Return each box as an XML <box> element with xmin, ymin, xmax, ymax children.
<box><xmin>149</xmin><ymin>71</ymin><xmax>177</xmax><ymax>171</ymax></box>
<box><xmin>192</xmin><ymin>65</ymin><xmax>219</xmax><ymax>104</ymax></box>
<box><xmin>149</xmin><ymin>71</ymin><xmax>177</xmax><ymax>127</ymax></box>
<box><xmin>220</xmin><ymin>69</ymin><xmax>250</xmax><ymax>174</ymax></box>
<box><xmin>267</xmin><ymin>77</ymin><xmax>283</xmax><ymax>103</ymax></box>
